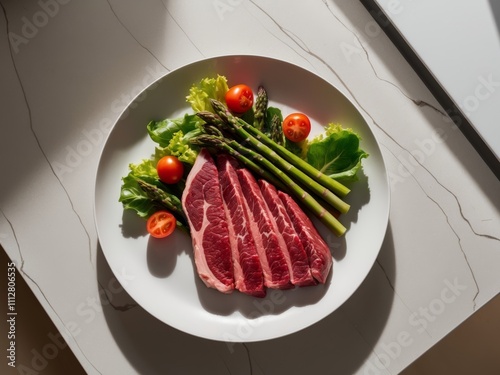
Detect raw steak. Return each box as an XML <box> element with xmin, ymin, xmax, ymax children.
<box><xmin>278</xmin><ymin>191</ymin><xmax>333</xmax><ymax>284</ymax></box>
<box><xmin>181</xmin><ymin>149</ymin><xmax>234</xmax><ymax>293</ymax></box>
<box><xmin>237</xmin><ymin>169</ymin><xmax>291</xmax><ymax>289</ymax></box>
<box><xmin>259</xmin><ymin>180</ymin><xmax>316</xmax><ymax>286</ymax></box>
<box><xmin>217</xmin><ymin>155</ymin><xmax>265</xmax><ymax>297</ymax></box>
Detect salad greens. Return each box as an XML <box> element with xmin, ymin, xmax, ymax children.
<box><xmin>147</xmin><ymin>114</ymin><xmax>202</xmax><ymax>165</ymax></box>
<box><xmin>306</xmin><ymin>123</ymin><xmax>368</xmax><ymax>183</ymax></box>
<box><xmin>119</xmin><ymin>161</ymin><xmax>184</xmax><ymax>218</ymax></box>
<box><xmin>119</xmin><ymin>77</ymin><xmax>230</xmax><ymax>225</ymax></box>
<box><xmin>186</xmin><ymin>75</ymin><xmax>229</xmax><ymax>112</ymax></box>
<box><xmin>147</xmin><ymin>114</ymin><xmax>200</xmax><ymax>147</ymax></box>
<box><xmin>119</xmin><ymin>74</ymin><xmax>368</xmax><ymax>235</ymax></box>
<box><xmin>120</xmin><ymin>173</ymin><xmax>159</xmax><ymax>219</ymax></box>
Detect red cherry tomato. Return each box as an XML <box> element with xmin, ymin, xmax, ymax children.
<box><xmin>147</xmin><ymin>211</ymin><xmax>176</xmax><ymax>238</ymax></box>
<box><xmin>282</xmin><ymin>113</ymin><xmax>312</xmax><ymax>142</ymax></box>
<box><xmin>157</xmin><ymin>155</ymin><xmax>184</xmax><ymax>184</ymax></box>
<box><xmin>225</xmin><ymin>84</ymin><xmax>254</xmax><ymax>114</ymax></box>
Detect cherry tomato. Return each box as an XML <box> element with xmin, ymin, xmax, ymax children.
<box><xmin>282</xmin><ymin>113</ymin><xmax>311</xmax><ymax>142</ymax></box>
<box><xmin>147</xmin><ymin>210</ymin><xmax>176</xmax><ymax>238</ymax></box>
<box><xmin>157</xmin><ymin>155</ymin><xmax>184</xmax><ymax>184</ymax></box>
<box><xmin>225</xmin><ymin>84</ymin><xmax>254</xmax><ymax>114</ymax></box>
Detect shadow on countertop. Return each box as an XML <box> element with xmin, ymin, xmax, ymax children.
<box><xmin>95</xmin><ymin>221</ymin><xmax>395</xmax><ymax>375</ymax></box>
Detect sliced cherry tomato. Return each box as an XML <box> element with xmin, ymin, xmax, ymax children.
<box><xmin>282</xmin><ymin>113</ymin><xmax>311</xmax><ymax>142</ymax></box>
<box><xmin>157</xmin><ymin>155</ymin><xmax>184</xmax><ymax>184</ymax></box>
<box><xmin>147</xmin><ymin>210</ymin><xmax>176</xmax><ymax>238</ymax></box>
<box><xmin>225</xmin><ymin>84</ymin><xmax>254</xmax><ymax>114</ymax></box>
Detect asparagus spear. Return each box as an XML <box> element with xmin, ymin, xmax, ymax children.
<box><xmin>269</xmin><ymin>113</ymin><xmax>285</xmax><ymax>146</ymax></box>
<box><xmin>136</xmin><ymin>179</ymin><xmax>187</xmax><ymax>222</ymax></box>
<box><xmin>210</xmin><ymin>99</ymin><xmax>351</xmax><ymax>198</ymax></box>
<box><xmin>253</xmin><ymin>85</ymin><xmax>268</xmax><ymax>130</ymax></box>
<box><xmin>190</xmin><ymin>134</ymin><xmax>287</xmax><ymax>191</ymax></box>
<box><xmin>191</xmin><ymin>134</ymin><xmax>346</xmax><ymax>237</ymax></box>
<box><xmin>197</xmin><ymin>110</ymin><xmax>350</xmax><ymax>215</ymax></box>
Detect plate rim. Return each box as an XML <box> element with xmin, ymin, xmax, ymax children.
<box><xmin>93</xmin><ymin>54</ymin><xmax>392</xmax><ymax>342</ymax></box>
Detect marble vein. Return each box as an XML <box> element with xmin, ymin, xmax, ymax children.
<box><xmin>319</xmin><ymin>1</ymin><xmax>497</xmax><ymax>243</ymax></box>
<box><xmin>221</xmin><ymin>358</ymin><xmax>233</xmax><ymax>375</ymax></box>
<box><xmin>249</xmin><ymin>1</ymin><xmax>499</xmax><ymax>249</ymax></box>
<box><xmin>0</xmin><ymin>219</ymin><xmax>70</xmax><ymax>350</ymax></box>
<box><xmin>376</xmin><ymin>259</ymin><xmax>433</xmax><ymax>338</ymax></box>
<box><xmin>344</xmin><ymin>314</ymin><xmax>394</xmax><ymax>375</ymax></box>
<box><xmin>322</xmin><ymin>0</ymin><xmax>448</xmax><ymax>118</ymax></box>
<box><xmin>376</xmin><ymin>259</ymin><xmax>395</xmax><ymax>292</ymax></box>
<box><xmin>248</xmin><ymin>0</ymin><xmax>392</xmax><ymax>141</ymax></box>
<box><xmin>105</xmin><ymin>0</ymin><xmax>170</xmax><ymax>71</ymax></box>
<box><xmin>0</xmin><ymin>2</ymin><xmax>93</xmax><ymax>265</ymax></box>
<box><xmin>413</xmin><ymin>180</ymin><xmax>480</xmax><ymax>311</ymax></box>
<box><xmin>0</xmin><ymin>208</ymin><xmax>103</xmax><ymax>374</ymax></box>
<box><xmin>0</xmin><ymin>208</ymin><xmax>24</xmax><ymax>262</ymax></box>
<box><xmin>97</xmin><ymin>280</ymin><xmax>138</xmax><ymax>312</ymax></box>
<box><xmin>253</xmin><ymin>360</ymin><xmax>265</xmax><ymax>375</ymax></box>
<box><xmin>158</xmin><ymin>0</ymin><xmax>205</xmax><ymax>58</ymax></box>
<box><xmin>1</xmin><ymin>5</ymin><xmax>103</xmax><ymax>372</ymax></box>
<box><xmin>384</xmin><ymin>147</ymin><xmax>480</xmax><ymax>311</ymax></box>
<box><xmin>246</xmin><ymin>2</ymin><xmax>486</xmax><ymax>312</ymax></box>
<box><xmin>242</xmin><ymin>343</ymin><xmax>254</xmax><ymax>375</ymax></box>
<box><xmin>0</xmin><ymin>208</ymin><xmax>25</xmax><ymax>274</ymax></box>
<box><xmin>247</xmin><ymin>1</ymin><xmax>316</xmax><ymax>70</ymax></box>
<box><xmin>321</xmin><ymin>1</ymin><xmax>498</xmax><ymax>244</ymax></box>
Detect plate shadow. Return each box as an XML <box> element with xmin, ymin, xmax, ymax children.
<box><xmin>96</xmin><ymin>221</ymin><xmax>395</xmax><ymax>374</ymax></box>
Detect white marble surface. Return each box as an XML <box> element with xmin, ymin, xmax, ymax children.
<box><xmin>373</xmin><ymin>0</ymin><xmax>500</xmax><ymax>162</ymax></box>
<box><xmin>0</xmin><ymin>0</ymin><xmax>499</xmax><ymax>374</ymax></box>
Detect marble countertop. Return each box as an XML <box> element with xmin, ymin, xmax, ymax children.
<box><xmin>369</xmin><ymin>0</ymin><xmax>500</xmax><ymax>174</ymax></box>
<box><xmin>1</xmin><ymin>1</ymin><xmax>499</xmax><ymax>374</ymax></box>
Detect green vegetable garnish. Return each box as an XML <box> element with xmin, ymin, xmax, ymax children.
<box><xmin>306</xmin><ymin>123</ymin><xmax>368</xmax><ymax>183</ymax></box>
<box><xmin>120</xmin><ymin>74</ymin><xmax>368</xmax><ymax>239</ymax></box>
<box><xmin>147</xmin><ymin>114</ymin><xmax>201</xmax><ymax>148</ymax></box>
<box><xmin>186</xmin><ymin>75</ymin><xmax>229</xmax><ymax>112</ymax></box>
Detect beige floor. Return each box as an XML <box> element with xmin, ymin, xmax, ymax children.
<box><xmin>1</xmin><ymin>245</ymin><xmax>499</xmax><ymax>374</ymax></box>
<box><xmin>401</xmin><ymin>293</ymin><xmax>500</xmax><ymax>375</ymax></box>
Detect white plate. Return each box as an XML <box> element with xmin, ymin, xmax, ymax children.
<box><xmin>94</xmin><ymin>55</ymin><xmax>390</xmax><ymax>342</ymax></box>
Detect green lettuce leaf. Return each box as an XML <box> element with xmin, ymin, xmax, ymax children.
<box><xmin>186</xmin><ymin>75</ymin><xmax>229</xmax><ymax>112</ymax></box>
<box><xmin>119</xmin><ymin>158</ymin><xmax>187</xmax><ymax>234</ymax></box>
<box><xmin>262</xmin><ymin>106</ymin><xmax>283</xmax><ymax>135</ymax></box>
<box><xmin>119</xmin><ymin>167</ymin><xmax>159</xmax><ymax>218</ymax></box>
<box><xmin>147</xmin><ymin>114</ymin><xmax>201</xmax><ymax>148</ymax></box>
<box><xmin>165</xmin><ymin>129</ymin><xmax>201</xmax><ymax>165</ymax></box>
<box><xmin>129</xmin><ymin>158</ymin><xmax>158</xmax><ymax>178</ymax></box>
<box><xmin>305</xmin><ymin>123</ymin><xmax>368</xmax><ymax>182</ymax></box>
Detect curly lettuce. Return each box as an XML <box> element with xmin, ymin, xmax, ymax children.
<box><xmin>120</xmin><ymin>76</ymin><xmax>227</xmax><ymax>222</ymax></box>
<box><xmin>119</xmin><ymin>115</ymin><xmax>199</xmax><ymax>220</ymax></box>
<box><xmin>186</xmin><ymin>75</ymin><xmax>229</xmax><ymax>112</ymax></box>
